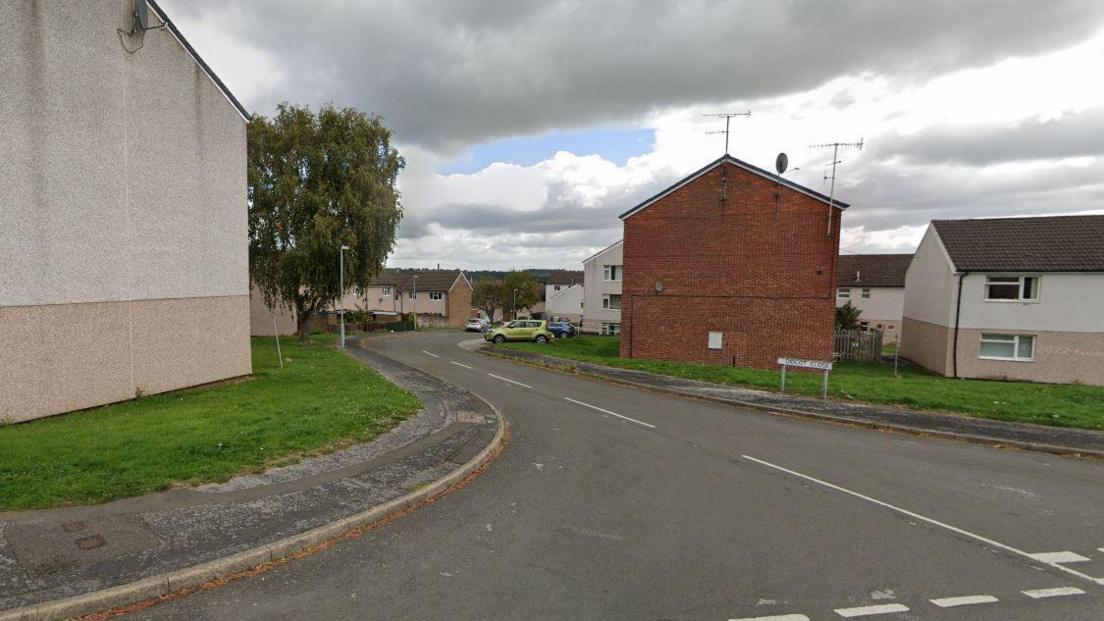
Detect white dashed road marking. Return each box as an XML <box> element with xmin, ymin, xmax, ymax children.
<box><xmin>422</xmin><ymin>350</ymin><xmax>440</xmax><ymax>358</ymax></box>
<box><xmin>741</xmin><ymin>455</ymin><xmax>1104</xmax><ymax>588</ymax></box>
<box><xmin>728</xmin><ymin>609</ymin><xmax>808</xmax><ymax>614</ymax></box>
<box><xmin>1028</xmin><ymin>551</ymin><xmax>1091</xmax><ymax>564</ymax></box>
<box><xmin>450</xmin><ymin>361</ymin><xmax>474</xmax><ymax>369</ymax></box>
<box><xmin>487</xmin><ymin>373</ymin><xmax>532</xmax><ymax>389</ymax></box>
<box><xmin>930</xmin><ymin>594</ymin><xmax>999</xmax><ymax>607</ymax></box>
<box><xmin>833</xmin><ymin>603</ymin><xmax>909</xmax><ymax>617</ymax></box>
<box><xmin>1022</xmin><ymin>586</ymin><xmax>1085</xmax><ymax>599</ymax></box>
<box><xmin>563</xmin><ymin>397</ymin><xmax>656</xmax><ymax>429</ymax></box>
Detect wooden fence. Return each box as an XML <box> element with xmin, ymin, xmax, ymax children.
<box><xmin>834</xmin><ymin>329</ymin><xmax>883</xmax><ymax>362</ymax></box>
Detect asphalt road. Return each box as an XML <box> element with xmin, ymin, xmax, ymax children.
<box><xmin>133</xmin><ymin>331</ymin><xmax>1104</xmax><ymax>620</ymax></box>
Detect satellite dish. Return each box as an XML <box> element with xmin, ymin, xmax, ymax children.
<box><xmin>135</xmin><ymin>0</ymin><xmax>149</xmax><ymax>30</ymax></box>
<box><xmin>775</xmin><ymin>153</ymin><xmax>789</xmax><ymax>175</ymax></box>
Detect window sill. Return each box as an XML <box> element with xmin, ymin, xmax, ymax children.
<box><xmin>978</xmin><ymin>356</ymin><xmax>1035</xmax><ymax>363</ymax></box>
<box><xmin>982</xmin><ymin>299</ymin><xmax>1040</xmax><ymax>304</ymax></box>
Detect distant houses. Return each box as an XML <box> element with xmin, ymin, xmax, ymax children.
<box><xmin>581</xmin><ymin>240</ymin><xmax>623</xmax><ymax>334</ymax></box>
<box><xmin>618</xmin><ymin>155</ymin><xmax>844</xmax><ymax>367</ymax></box>
<box><xmin>836</xmin><ymin>254</ymin><xmax>912</xmax><ymax>342</ymax></box>
<box><xmin>358</xmin><ymin>269</ymin><xmax>473</xmax><ymax>327</ymax></box>
<box><xmin>901</xmin><ymin>215</ymin><xmax>1104</xmax><ymax>386</ymax></box>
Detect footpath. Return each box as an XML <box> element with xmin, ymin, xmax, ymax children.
<box><xmin>482</xmin><ymin>345</ymin><xmax>1104</xmax><ymax>458</ymax></box>
<box><xmin>0</xmin><ymin>342</ymin><xmax>505</xmax><ymax>621</ymax></box>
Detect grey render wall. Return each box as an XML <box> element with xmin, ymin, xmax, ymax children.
<box><xmin>0</xmin><ymin>1</ymin><xmax>251</xmax><ymax>422</ymax></box>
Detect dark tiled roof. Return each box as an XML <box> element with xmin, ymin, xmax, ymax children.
<box><xmin>837</xmin><ymin>254</ymin><xmax>912</xmax><ymax>287</ymax></box>
<box><xmin>369</xmin><ymin>269</ymin><xmax>468</xmax><ymax>291</ymax></box>
<box><xmin>933</xmin><ymin>215</ymin><xmax>1104</xmax><ymax>272</ymax></box>
<box><xmin>545</xmin><ymin>270</ymin><xmax>583</xmax><ymax>285</ymax></box>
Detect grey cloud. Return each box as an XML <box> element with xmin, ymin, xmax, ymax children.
<box><xmin>883</xmin><ymin>108</ymin><xmax>1104</xmax><ymax>165</ymax></box>
<box><xmin>163</xmin><ymin>0</ymin><xmax>1104</xmax><ymax>151</ymax></box>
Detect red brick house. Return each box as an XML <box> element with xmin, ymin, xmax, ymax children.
<box><xmin>619</xmin><ymin>155</ymin><xmax>846</xmax><ymax>368</ymax></box>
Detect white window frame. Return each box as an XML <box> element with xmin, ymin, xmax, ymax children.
<box><xmin>837</xmin><ymin>287</ymin><xmax>850</xmax><ymax>299</ymax></box>
<box><xmin>861</xmin><ymin>288</ymin><xmax>871</xmax><ymax>299</ymax></box>
<box><xmin>428</xmin><ymin>291</ymin><xmax>443</xmax><ymax>300</ymax></box>
<box><xmin>409</xmin><ymin>291</ymin><xmax>417</xmax><ymax>299</ymax></box>
<box><xmin>979</xmin><ymin>333</ymin><xmax>1036</xmax><ymax>362</ymax></box>
<box><xmin>984</xmin><ymin>275</ymin><xmax>1040</xmax><ymax>302</ymax></box>
<box><xmin>601</xmin><ymin>322</ymin><xmax>621</xmax><ymax>336</ymax></box>
<box><xmin>603</xmin><ymin>265</ymin><xmax>622</xmax><ymax>282</ymax></box>
<box><xmin>602</xmin><ymin>293</ymin><xmax>621</xmax><ymax>310</ymax></box>
<box><xmin>707</xmin><ymin>331</ymin><xmax>723</xmax><ymax>350</ymax></box>
<box><xmin>381</xmin><ymin>286</ymin><xmax>390</xmax><ymax>295</ymax></box>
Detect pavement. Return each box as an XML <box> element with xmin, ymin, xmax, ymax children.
<box><xmin>483</xmin><ymin>344</ymin><xmax>1104</xmax><ymax>457</ymax></box>
<box><xmin>0</xmin><ymin>345</ymin><xmax>502</xmax><ymax>619</ymax></box>
<box><xmin>122</xmin><ymin>331</ymin><xmax>1104</xmax><ymax>621</ymax></box>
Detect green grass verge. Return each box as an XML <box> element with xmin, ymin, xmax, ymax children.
<box><xmin>502</xmin><ymin>336</ymin><xmax>1104</xmax><ymax>430</ymax></box>
<box><xmin>0</xmin><ymin>335</ymin><xmax>420</xmax><ymax>511</ymax></box>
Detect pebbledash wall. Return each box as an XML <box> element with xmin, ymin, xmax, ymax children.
<box><xmin>619</xmin><ymin>157</ymin><xmax>842</xmax><ymax>368</ymax></box>
<box><xmin>0</xmin><ymin>2</ymin><xmax>251</xmax><ymax>423</ymax></box>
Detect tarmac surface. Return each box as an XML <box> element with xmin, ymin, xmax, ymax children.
<box><xmin>128</xmin><ymin>331</ymin><xmax>1104</xmax><ymax>620</ymax></box>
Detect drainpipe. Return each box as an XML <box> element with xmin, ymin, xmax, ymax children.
<box><xmin>952</xmin><ymin>271</ymin><xmax>968</xmax><ymax>378</ymax></box>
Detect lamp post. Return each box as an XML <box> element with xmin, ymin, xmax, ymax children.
<box><xmin>339</xmin><ymin>245</ymin><xmax>349</xmax><ymax>349</ymax></box>
<box><xmin>512</xmin><ymin>288</ymin><xmax>518</xmax><ymax>320</ymax></box>
<box><xmin>412</xmin><ymin>275</ymin><xmax>418</xmax><ymax>330</ymax></box>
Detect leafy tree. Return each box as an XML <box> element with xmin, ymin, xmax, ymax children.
<box><xmin>473</xmin><ymin>278</ymin><xmax>506</xmax><ymax>322</ymax></box>
<box><xmin>248</xmin><ymin>103</ymin><xmax>404</xmax><ymax>342</ymax></box>
<box><xmin>835</xmin><ymin>301</ymin><xmax>862</xmax><ymax>331</ymax></box>
<box><xmin>501</xmin><ymin>271</ymin><xmax>539</xmax><ymax>319</ymax></box>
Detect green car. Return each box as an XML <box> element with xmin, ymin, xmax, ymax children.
<box><xmin>484</xmin><ymin>320</ymin><xmax>555</xmax><ymax>344</ymax></box>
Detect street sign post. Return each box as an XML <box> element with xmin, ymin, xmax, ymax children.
<box><xmin>777</xmin><ymin>357</ymin><xmax>833</xmax><ymax>398</ymax></box>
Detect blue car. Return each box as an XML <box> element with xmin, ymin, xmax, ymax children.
<box><xmin>547</xmin><ymin>321</ymin><xmax>576</xmax><ymax>338</ymax></box>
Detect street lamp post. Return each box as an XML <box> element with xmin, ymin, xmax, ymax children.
<box><xmin>512</xmin><ymin>288</ymin><xmax>518</xmax><ymax>320</ymax></box>
<box><xmin>339</xmin><ymin>245</ymin><xmax>349</xmax><ymax>349</ymax></box>
<box><xmin>412</xmin><ymin>275</ymin><xmax>418</xmax><ymax>330</ymax></box>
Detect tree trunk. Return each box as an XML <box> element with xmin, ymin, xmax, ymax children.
<box><xmin>297</xmin><ymin>310</ymin><xmax>313</xmax><ymax>343</ymax></box>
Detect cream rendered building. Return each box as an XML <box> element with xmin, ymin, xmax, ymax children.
<box><xmin>1</xmin><ymin>1</ymin><xmax>252</xmax><ymax>422</ymax></box>
<box><xmin>836</xmin><ymin>254</ymin><xmax>912</xmax><ymax>343</ymax></box>
<box><xmin>581</xmin><ymin>240</ymin><xmax>623</xmax><ymax>334</ymax></box>
<box><xmin>901</xmin><ymin>216</ymin><xmax>1104</xmax><ymax>386</ymax></box>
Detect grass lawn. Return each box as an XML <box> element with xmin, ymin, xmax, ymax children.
<box><xmin>0</xmin><ymin>335</ymin><xmax>420</xmax><ymax>511</ymax></box>
<box><xmin>502</xmin><ymin>336</ymin><xmax>1104</xmax><ymax>430</ymax></box>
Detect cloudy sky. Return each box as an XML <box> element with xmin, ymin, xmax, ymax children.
<box><xmin>163</xmin><ymin>0</ymin><xmax>1104</xmax><ymax>269</ymax></box>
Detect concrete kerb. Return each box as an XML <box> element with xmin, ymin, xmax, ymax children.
<box><xmin>0</xmin><ymin>380</ymin><xmax>508</xmax><ymax>621</ymax></box>
<box><xmin>478</xmin><ymin>346</ymin><xmax>1104</xmax><ymax>460</ymax></box>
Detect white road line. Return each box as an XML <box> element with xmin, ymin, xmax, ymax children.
<box><xmin>740</xmin><ymin>455</ymin><xmax>1104</xmax><ymax>588</ymax></box>
<box><xmin>1028</xmin><ymin>551</ymin><xmax>1091</xmax><ymax>564</ymax></box>
<box><xmin>1022</xmin><ymin>586</ymin><xmax>1085</xmax><ymax>599</ymax></box>
<box><xmin>834</xmin><ymin>603</ymin><xmax>909</xmax><ymax>617</ymax></box>
<box><xmin>422</xmin><ymin>350</ymin><xmax>440</xmax><ymax>358</ymax></box>
<box><xmin>563</xmin><ymin>397</ymin><xmax>656</xmax><ymax>429</ymax></box>
<box><xmin>930</xmin><ymin>595</ymin><xmax>999</xmax><ymax>608</ymax></box>
<box><xmin>728</xmin><ymin>609</ymin><xmax>808</xmax><ymax>614</ymax></box>
<box><xmin>487</xmin><ymin>373</ymin><xmax>532</xmax><ymax>389</ymax></box>
<box><xmin>450</xmin><ymin>361</ymin><xmax>474</xmax><ymax>370</ymax></box>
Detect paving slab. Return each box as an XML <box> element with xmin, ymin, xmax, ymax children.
<box><xmin>0</xmin><ymin>342</ymin><xmax>502</xmax><ymax>616</ymax></box>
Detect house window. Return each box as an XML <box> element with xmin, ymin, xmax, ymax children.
<box><xmin>602</xmin><ymin>294</ymin><xmax>621</xmax><ymax>310</ymax></box>
<box><xmin>429</xmin><ymin>291</ymin><xmax>443</xmax><ymax>300</ymax></box>
<box><xmin>409</xmin><ymin>291</ymin><xmax>417</xmax><ymax>299</ymax></box>
<box><xmin>382</xmin><ymin>286</ymin><xmax>390</xmax><ymax>295</ymax></box>
<box><xmin>979</xmin><ymin>334</ymin><xmax>1035</xmax><ymax>361</ymax></box>
<box><xmin>837</xmin><ymin>288</ymin><xmax>850</xmax><ymax>299</ymax></box>
<box><xmin>985</xmin><ymin>276</ymin><xmax>1039</xmax><ymax>301</ymax></box>
<box><xmin>861</xmin><ymin>288</ymin><xmax>871</xmax><ymax>299</ymax></box>
<box><xmin>859</xmin><ymin>321</ymin><xmax>869</xmax><ymax>331</ymax></box>
<box><xmin>603</xmin><ymin>265</ymin><xmax>622</xmax><ymax>282</ymax></box>
<box><xmin>601</xmin><ymin>322</ymin><xmax>621</xmax><ymax>336</ymax></box>
<box><xmin>553</xmin><ymin>285</ymin><xmax>561</xmax><ymax>291</ymax></box>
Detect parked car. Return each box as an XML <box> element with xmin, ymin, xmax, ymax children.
<box><xmin>484</xmin><ymin>320</ymin><xmax>555</xmax><ymax>344</ymax></box>
<box><xmin>465</xmin><ymin>318</ymin><xmax>489</xmax><ymax>332</ymax></box>
<box><xmin>547</xmin><ymin>321</ymin><xmax>576</xmax><ymax>338</ymax></box>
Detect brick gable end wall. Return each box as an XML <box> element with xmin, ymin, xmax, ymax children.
<box><xmin>620</xmin><ymin>162</ymin><xmax>841</xmax><ymax>368</ymax></box>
